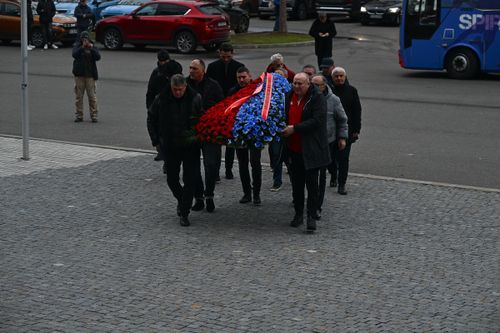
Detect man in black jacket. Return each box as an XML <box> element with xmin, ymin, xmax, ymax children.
<box><xmin>282</xmin><ymin>72</ymin><xmax>330</xmax><ymax>232</ymax></box>
<box><xmin>147</xmin><ymin>74</ymin><xmax>203</xmax><ymax>227</ymax></box>
<box><xmin>309</xmin><ymin>12</ymin><xmax>337</xmax><ymax>69</ymax></box>
<box><xmin>146</xmin><ymin>49</ymin><xmax>183</xmax><ymax>162</ymax></box>
<box><xmin>72</xmin><ymin>31</ymin><xmax>100</xmax><ymax>122</ymax></box>
<box><xmin>331</xmin><ymin>67</ymin><xmax>362</xmax><ymax>195</ymax></box>
<box><xmin>36</xmin><ymin>0</ymin><xmax>57</xmax><ymax>49</ymax></box>
<box><xmin>207</xmin><ymin>43</ymin><xmax>245</xmax><ymax>180</ymax></box>
<box><xmin>187</xmin><ymin>59</ymin><xmax>224</xmax><ymax>213</ymax></box>
<box><xmin>74</xmin><ymin>0</ymin><xmax>94</xmax><ymax>36</ymax></box>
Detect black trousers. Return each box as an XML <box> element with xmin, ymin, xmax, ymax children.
<box><xmin>318</xmin><ymin>167</ymin><xmax>327</xmax><ymax>211</ymax></box>
<box><xmin>164</xmin><ymin>145</ymin><xmax>199</xmax><ymax>217</ymax></box>
<box><xmin>329</xmin><ymin>141</ymin><xmax>352</xmax><ymax>186</ymax></box>
<box><xmin>40</xmin><ymin>21</ymin><xmax>52</xmax><ymax>45</ymax></box>
<box><xmin>289</xmin><ymin>151</ymin><xmax>320</xmax><ymax>217</ymax></box>
<box><xmin>225</xmin><ymin>147</ymin><xmax>235</xmax><ymax>171</ymax></box>
<box><xmin>236</xmin><ymin>147</ymin><xmax>262</xmax><ymax>197</ymax></box>
<box><xmin>194</xmin><ymin>143</ymin><xmax>221</xmax><ymax>199</ymax></box>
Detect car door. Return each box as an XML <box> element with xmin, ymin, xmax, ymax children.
<box><xmin>0</xmin><ymin>2</ymin><xmax>21</xmax><ymax>41</ymax></box>
<box><xmin>153</xmin><ymin>3</ymin><xmax>190</xmax><ymax>42</ymax></box>
<box><xmin>123</xmin><ymin>2</ymin><xmax>158</xmax><ymax>41</ymax></box>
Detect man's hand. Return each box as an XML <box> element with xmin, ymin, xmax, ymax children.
<box><xmin>338</xmin><ymin>138</ymin><xmax>346</xmax><ymax>151</ymax></box>
<box><xmin>282</xmin><ymin>125</ymin><xmax>295</xmax><ymax>138</ymax></box>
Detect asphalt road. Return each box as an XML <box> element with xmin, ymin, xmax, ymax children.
<box><xmin>1</xmin><ymin>18</ymin><xmax>499</xmax><ymax>189</ymax></box>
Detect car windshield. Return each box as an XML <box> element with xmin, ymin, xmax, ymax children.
<box><xmin>198</xmin><ymin>4</ymin><xmax>224</xmax><ymax>15</ymax></box>
<box><xmin>116</xmin><ymin>0</ymin><xmax>146</xmax><ymax>5</ymax></box>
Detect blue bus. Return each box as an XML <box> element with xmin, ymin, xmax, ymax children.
<box><xmin>399</xmin><ymin>0</ymin><xmax>500</xmax><ymax>78</ymax></box>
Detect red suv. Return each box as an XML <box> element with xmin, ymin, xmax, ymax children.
<box><xmin>95</xmin><ymin>0</ymin><xmax>230</xmax><ymax>53</ymax></box>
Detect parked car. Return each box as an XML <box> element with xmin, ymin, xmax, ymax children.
<box><xmin>55</xmin><ymin>0</ymin><xmax>120</xmax><ymax>22</ymax></box>
<box><xmin>315</xmin><ymin>0</ymin><xmax>365</xmax><ymax>20</ymax></box>
<box><xmin>215</xmin><ymin>0</ymin><xmax>249</xmax><ymax>33</ymax></box>
<box><xmin>360</xmin><ymin>0</ymin><xmax>401</xmax><ymax>25</ymax></box>
<box><xmin>0</xmin><ymin>0</ymin><xmax>77</xmax><ymax>47</ymax></box>
<box><xmin>100</xmin><ymin>0</ymin><xmax>149</xmax><ymax>19</ymax></box>
<box><xmin>94</xmin><ymin>0</ymin><xmax>230</xmax><ymax>53</ymax></box>
<box><xmin>258</xmin><ymin>0</ymin><xmax>315</xmax><ymax>20</ymax></box>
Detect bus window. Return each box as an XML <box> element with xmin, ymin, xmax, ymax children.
<box><xmin>407</xmin><ymin>0</ymin><xmax>438</xmax><ymax>25</ymax></box>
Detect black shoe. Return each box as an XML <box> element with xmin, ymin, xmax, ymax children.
<box><xmin>253</xmin><ymin>195</ymin><xmax>261</xmax><ymax>206</ymax></box>
<box><xmin>338</xmin><ymin>185</ymin><xmax>347</xmax><ymax>195</ymax></box>
<box><xmin>239</xmin><ymin>194</ymin><xmax>251</xmax><ymax>204</ymax></box>
<box><xmin>179</xmin><ymin>216</ymin><xmax>190</xmax><ymax>226</ymax></box>
<box><xmin>154</xmin><ymin>153</ymin><xmax>163</xmax><ymax>161</ymax></box>
<box><xmin>206</xmin><ymin>198</ymin><xmax>215</xmax><ymax>212</ymax></box>
<box><xmin>191</xmin><ymin>199</ymin><xmax>205</xmax><ymax>211</ymax></box>
<box><xmin>290</xmin><ymin>214</ymin><xmax>304</xmax><ymax>227</ymax></box>
<box><xmin>74</xmin><ymin>118</ymin><xmax>83</xmax><ymax>123</ymax></box>
<box><xmin>306</xmin><ymin>216</ymin><xmax>317</xmax><ymax>232</ymax></box>
<box><xmin>225</xmin><ymin>169</ymin><xmax>234</xmax><ymax>179</ymax></box>
<box><xmin>330</xmin><ymin>178</ymin><xmax>337</xmax><ymax>188</ymax></box>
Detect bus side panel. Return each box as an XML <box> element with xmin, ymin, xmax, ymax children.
<box><xmin>483</xmin><ymin>12</ymin><xmax>500</xmax><ymax>72</ymax></box>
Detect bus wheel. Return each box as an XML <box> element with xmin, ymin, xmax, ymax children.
<box><xmin>446</xmin><ymin>48</ymin><xmax>479</xmax><ymax>79</ymax></box>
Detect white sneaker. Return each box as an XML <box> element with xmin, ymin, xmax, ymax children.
<box><xmin>27</xmin><ymin>45</ymin><xmax>34</xmax><ymax>51</ymax></box>
<box><xmin>43</xmin><ymin>44</ymin><xmax>48</xmax><ymax>50</ymax></box>
<box><xmin>51</xmin><ymin>44</ymin><xmax>58</xmax><ymax>49</ymax></box>
<box><xmin>28</xmin><ymin>44</ymin><xmax>35</xmax><ymax>49</ymax></box>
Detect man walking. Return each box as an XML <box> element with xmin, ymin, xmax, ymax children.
<box><xmin>282</xmin><ymin>73</ymin><xmax>330</xmax><ymax>232</ymax></box>
<box><xmin>309</xmin><ymin>12</ymin><xmax>337</xmax><ymax>68</ymax></box>
<box><xmin>187</xmin><ymin>59</ymin><xmax>224</xmax><ymax>213</ymax></box>
<box><xmin>74</xmin><ymin>0</ymin><xmax>94</xmax><ymax>36</ymax></box>
<box><xmin>147</xmin><ymin>74</ymin><xmax>203</xmax><ymax>226</ymax></box>
<box><xmin>72</xmin><ymin>31</ymin><xmax>100</xmax><ymax>123</ymax></box>
<box><xmin>36</xmin><ymin>0</ymin><xmax>57</xmax><ymax>49</ymax></box>
<box><xmin>206</xmin><ymin>43</ymin><xmax>245</xmax><ymax>180</ymax></box>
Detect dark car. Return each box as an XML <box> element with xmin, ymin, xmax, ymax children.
<box><xmin>94</xmin><ymin>0</ymin><xmax>230</xmax><ymax>53</ymax></box>
<box><xmin>315</xmin><ymin>0</ymin><xmax>364</xmax><ymax>20</ymax></box>
<box><xmin>215</xmin><ymin>0</ymin><xmax>249</xmax><ymax>33</ymax></box>
<box><xmin>360</xmin><ymin>0</ymin><xmax>401</xmax><ymax>25</ymax></box>
<box><xmin>258</xmin><ymin>0</ymin><xmax>315</xmax><ymax>20</ymax></box>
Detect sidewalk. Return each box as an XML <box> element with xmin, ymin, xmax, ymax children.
<box><xmin>1</xmin><ymin>136</ymin><xmax>498</xmax><ymax>332</ymax></box>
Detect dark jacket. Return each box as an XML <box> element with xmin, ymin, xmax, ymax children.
<box><xmin>74</xmin><ymin>3</ymin><xmax>94</xmax><ymax>31</ymax></box>
<box><xmin>146</xmin><ymin>60</ymin><xmax>183</xmax><ymax>109</ymax></box>
<box><xmin>36</xmin><ymin>0</ymin><xmax>56</xmax><ymax>23</ymax></box>
<box><xmin>147</xmin><ymin>87</ymin><xmax>203</xmax><ymax>148</ymax></box>
<box><xmin>186</xmin><ymin>75</ymin><xmax>224</xmax><ymax>110</ymax></box>
<box><xmin>72</xmin><ymin>41</ymin><xmax>101</xmax><ymax>80</ymax></box>
<box><xmin>284</xmin><ymin>86</ymin><xmax>331</xmax><ymax>170</ymax></box>
<box><xmin>309</xmin><ymin>18</ymin><xmax>337</xmax><ymax>57</ymax></box>
<box><xmin>206</xmin><ymin>58</ymin><xmax>245</xmax><ymax>96</ymax></box>
<box><xmin>331</xmin><ymin>81</ymin><xmax>362</xmax><ymax>141</ymax></box>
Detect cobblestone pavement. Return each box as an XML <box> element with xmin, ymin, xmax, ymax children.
<box><xmin>1</xmin><ymin>137</ymin><xmax>499</xmax><ymax>333</ymax></box>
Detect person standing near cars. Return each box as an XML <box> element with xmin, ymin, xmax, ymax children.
<box><xmin>36</xmin><ymin>0</ymin><xmax>58</xmax><ymax>49</ymax></box>
<box><xmin>72</xmin><ymin>31</ymin><xmax>101</xmax><ymax>123</ymax></box>
<box><xmin>74</xmin><ymin>0</ymin><xmax>94</xmax><ymax>37</ymax></box>
<box><xmin>331</xmin><ymin>67</ymin><xmax>362</xmax><ymax>195</ymax></box>
<box><xmin>309</xmin><ymin>12</ymin><xmax>337</xmax><ymax>69</ymax></box>
<box><xmin>206</xmin><ymin>42</ymin><xmax>245</xmax><ymax>180</ymax></box>
<box><xmin>27</xmin><ymin>0</ymin><xmax>35</xmax><ymax>50</ymax></box>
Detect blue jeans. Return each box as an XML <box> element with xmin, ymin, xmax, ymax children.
<box><xmin>273</xmin><ymin>5</ymin><xmax>280</xmax><ymax>31</ymax></box>
<box><xmin>268</xmin><ymin>140</ymin><xmax>283</xmax><ymax>187</ymax></box>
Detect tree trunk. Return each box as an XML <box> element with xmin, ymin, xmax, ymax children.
<box><xmin>279</xmin><ymin>0</ymin><xmax>287</xmax><ymax>32</ymax></box>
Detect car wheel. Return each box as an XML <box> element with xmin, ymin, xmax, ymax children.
<box><xmin>1</xmin><ymin>39</ymin><xmax>12</xmax><ymax>44</ymax></box>
<box><xmin>175</xmin><ymin>30</ymin><xmax>197</xmax><ymax>54</ymax></box>
<box><xmin>293</xmin><ymin>2</ymin><xmax>307</xmax><ymax>20</ymax></box>
<box><xmin>234</xmin><ymin>15</ymin><xmax>249</xmax><ymax>33</ymax></box>
<box><xmin>446</xmin><ymin>48</ymin><xmax>479</xmax><ymax>79</ymax></box>
<box><xmin>31</xmin><ymin>28</ymin><xmax>44</xmax><ymax>48</ymax></box>
<box><xmin>103</xmin><ymin>27</ymin><xmax>123</xmax><ymax>50</ymax></box>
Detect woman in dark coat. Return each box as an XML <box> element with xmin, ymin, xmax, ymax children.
<box><xmin>309</xmin><ymin>12</ymin><xmax>337</xmax><ymax>69</ymax></box>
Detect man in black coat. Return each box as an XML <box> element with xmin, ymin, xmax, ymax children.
<box><xmin>309</xmin><ymin>12</ymin><xmax>337</xmax><ymax>69</ymax></box>
<box><xmin>147</xmin><ymin>74</ymin><xmax>203</xmax><ymax>227</ymax></box>
<box><xmin>187</xmin><ymin>59</ymin><xmax>224</xmax><ymax>213</ymax></box>
<box><xmin>36</xmin><ymin>0</ymin><xmax>57</xmax><ymax>49</ymax></box>
<box><xmin>206</xmin><ymin>43</ymin><xmax>245</xmax><ymax>180</ymax></box>
<box><xmin>74</xmin><ymin>0</ymin><xmax>94</xmax><ymax>36</ymax></box>
<box><xmin>331</xmin><ymin>67</ymin><xmax>362</xmax><ymax>195</ymax></box>
<box><xmin>72</xmin><ymin>31</ymin><xmax>100</xmax><ymax>122</ymax></box>
<box><xmin>282</xmin><ymin>72</ymin><xmax>330</xmax><ymax>232</ymax></box>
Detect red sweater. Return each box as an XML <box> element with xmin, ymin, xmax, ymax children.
<box><xmin>287</xmin><ymin>93</ymin><xmax>305</xmax><ymax>153</ymax></box>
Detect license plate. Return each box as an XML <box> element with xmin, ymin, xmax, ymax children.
<box><xmin>217</xmin><ymin>21</ymin><xmax>227</xmax><ymax>27</ymax></box>
<box><xmin>370</xmin><ymin>14</ymin><xmax>383</xmax><ymax>19</ymax></box>
<box><xmin>69</xmin><ymin>29</ymin><xmax>77</xmax><ymax>34</ymax></box>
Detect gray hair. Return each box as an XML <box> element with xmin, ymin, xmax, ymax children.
<box><xmin>170</xmin><ymin>74</ymin><xmax>187</xmax><ymax>86</ymax></box>
<box><xmin>332</xmin><ymin>67</ymin><xmax>346</xmax><ymax>76</ymax></box>
<box><xmin>270</xmin><ymin>53</ymin><xmax>284</xmax><ymax>63</ymax></box>
<box><xmin>311</xmin><ymin>74</ymin><xmax>326</xmax><ymax>83</ymax></box>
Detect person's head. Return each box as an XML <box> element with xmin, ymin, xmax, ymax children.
<box><xmin>79</xmin><ymin>31</ymin><xmax>91</xmax><ymax>45</ymax></box>
<box><xmin>302</xmin><ymin>64</ymin><xmax>316</xmax><ymax>78</ymax></box>
<box><xmin>274</xmin><ymin>68</ymin><xmax>288</xmax><ymax>78</ymax></box>
<box><xmin>292</xmin><ymin>72</ymin><xmax>310</xmax><ymax>98</ymax></box>
<box><xmin>332</xmin><ymin>67</ymin><xmax>346</xmax><ymax>86</ymax></box>
<box><xmin>80</xmin><ymin>0</ymin><xmax>87</xmax><ymax>5</ymax></box>
<box><xmin>157</xmin><ymin>49</ymin><xmax>170</xmax><ymax>65</ymax></box>
<box><xmin>218</xmin><ymin>42</ymin><xmax>234</xmax><ymax>64</ymax></box>
<box><xmin>270</xmin><ymin>53</ymin><xmax>285</xmax><ymax>68</ymax></box>
<box><xmin>311</xmin><ymin>74</ymin><xmax>327</xmax><ymax>93</ymax></box>
<box><xmin>319</xmin><ymin>57</ymin><xmax>334</xmax><ymax>75</ymax></box>
<box><xmin>170</xmin><ymin>74</ymin><xmax>187</xmax><ymax>98</ymax></box>
<box><xmin>318</xmin><ymin>12</ymin><xmax>327</xmax><ymax>22</ymax></box>
<box><xmin>236</xmin><ymin>66</ymin><xmax>252</xmax><ymax>88</ymax></box>
<box><xmin>189</xmin><ymin>59</ymin><xmax>205</xmax><ymax>82</ymax></box>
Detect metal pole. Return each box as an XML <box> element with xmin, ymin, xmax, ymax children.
<box><xmin>21</xmin><ymin>0</ymin><xmax>30</xmax><ymax>160</ymax></box>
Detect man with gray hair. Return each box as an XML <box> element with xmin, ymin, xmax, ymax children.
<box><xmin>147</xmin><ymin>74</ymin><xmax>204</xmax><ymax>226</ymax></box>
<box><xmin>331</xmin><ymin>67</ymin><xmax>362</xmax><ymax>195</ymax></box>
<box><xmin>266</xmin><ymin>53</ymin><xmax>295</xmax><ymax>82</ymax></box>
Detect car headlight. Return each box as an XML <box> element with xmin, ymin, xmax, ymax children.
<box><xmin>388</xmin><ymin>7</ymin><xmax>400</xmax><ymax>13</ymax></box>
<box><xmin>360</xmin><ymin>6</ymin><xmax>367</xmax><ymax>12</ymax></box>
